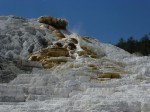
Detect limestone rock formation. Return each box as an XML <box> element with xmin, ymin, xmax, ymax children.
<box><xmin>0</xmin><ymin>16</ymin><xmax>150</xmax><ymax>112</ymax></box>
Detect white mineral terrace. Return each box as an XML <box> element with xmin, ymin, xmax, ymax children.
<box><xmin>0</xmin><ymin>16</ymin><xmax>150</xmax><ymax>112</ymax></box>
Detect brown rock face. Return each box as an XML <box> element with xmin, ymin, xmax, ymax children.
<box><xmin>41</xmin><ymin>57</ymin><xmax>68</xmax><ymax>68</ymax></box>
<box><xmin>39</xmin><ymin>16</ymin><xmax>68</xmax><ymax>30</ymax></box>
<box><xmin>40</xmin><ymin>48</ymin><xmax>69</xmax><ymax>57</ymax></box>
<box><xmin>29</xmin><ymin>48</ymin><xmax>69</xmax><ymax>68</ymax></box>
<box><xmin>67</xmin><ymin>43</ymin><xmax>77</xmax><ymax>50</ymax></box>
<box><xmin>98</xmin><ymin>72</ymin><xmax>121</xmax><ymax>79</ymax></box>
<box><xmin>29</xmin><ymin>55</ymin><xmax>41</xmax><ymax>61</ymax></box>
<box><xmin>52</xmin><ymin>29</ymin><xmax>66</xmax><ymax>40</ymax></box>
<box><xmin>53</xmin><ymin>42</ymin><xmax>63</xmax><ymax>48</ymax></box>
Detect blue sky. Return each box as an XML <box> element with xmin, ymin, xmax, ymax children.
<box><xmin>0</xmin><ymin>0</ymin><xmax>150</xmax><ymax>44</ymax></box>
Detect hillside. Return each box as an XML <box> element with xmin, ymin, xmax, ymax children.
<box><xmin>0</xmin><ymin>16</ymin><xmax>150</xmax><ymax>112</ymax></box>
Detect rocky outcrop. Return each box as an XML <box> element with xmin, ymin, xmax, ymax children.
<box><xmin>28</xmin><ymin>20</ymin><xmax>106</xmax><ymax>68</ymax></box>
<box><xmin>29</xmin><ymin>32</ymin><xmax>105</xmax><ymax>68</ymax></box>
<box><xmin>38</xmin><ymin>16</ymin><xmax>68</xmax><ymax>30</ymax></box>
<box><xmin>29</xmin><ymin>48</ymin><xmax>69</xmax><ymax>68</ymax></box>
<box><xmin>52</xmin><ymin>29</ymin><xmax>66</xmax><ymax>40</ymax></box>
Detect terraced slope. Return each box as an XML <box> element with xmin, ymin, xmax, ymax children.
<box><xmin>0</xmin><ymin>16</ymin><xmax>150</xmax><ymax>112</ymax></box>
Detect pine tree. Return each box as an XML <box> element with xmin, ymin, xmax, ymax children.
<box><xmin>115</xmin><ymin>34</ymin><xmax>150</xmax><ymax>56</ymax></box>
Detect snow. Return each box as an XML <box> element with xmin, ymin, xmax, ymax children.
<box><xmin>0</xmin><ymin>16</ymin><xmax>150</xmax><ymax>112</ymax></box>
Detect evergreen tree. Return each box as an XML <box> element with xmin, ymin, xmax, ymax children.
<box><xmin>115</xmin><ymin>33</ymin><xmax>150</xmax><ymax>56</ymax></box>
<box><xmin>116</xmin><ymin>38</ymin><xmax>126</xmax><ymax>49</ymax></box>
<box><xmin>139</xmin><ymin>35</ymin><xmax>150</xmax><ymax>55</ymax></box>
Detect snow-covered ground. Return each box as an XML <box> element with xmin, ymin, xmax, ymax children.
<box><xmin>0</xmin><ymin>16</ymin><xmax>150</xmax><ymax>112</ymax></box>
